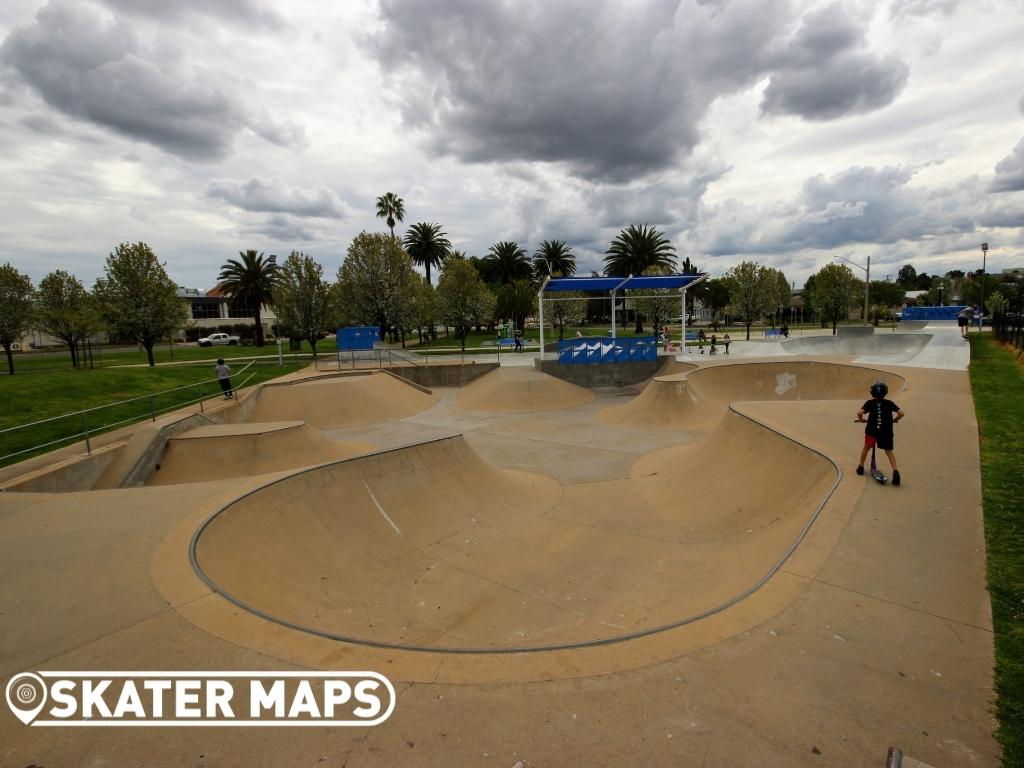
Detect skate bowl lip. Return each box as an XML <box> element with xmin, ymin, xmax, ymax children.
<box><xmin>779</xmin><ymin>333</ymin><xmax>932</xmax><ymax>360</ymax></box>
<box><xmin>187</xmin><ymin>413</ymin><xmax>844</xmax><ymax>655</ymax></box>
<box><xmin>650</xmin><ymin>358</ymin><xmax>909</xmax><ymax>388</ymax></box>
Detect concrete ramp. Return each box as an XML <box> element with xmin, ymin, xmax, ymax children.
<box><xmin>457</xmin><ymin>366</ymin><xmax>595</xmax><ymax>412</ymax></box>
<box><xmin>147</xmin><ymin>421</ymin><xmax>374</xmax><ymax>485</ymax></box>
<box><xmin>600</xmin><ymin>361</ymin><xmax>905</xmax><ymax>429</ymax></box>
<box><xmin>781</xmin><ymin>332</ymin><xmax>931</xmax><ymax>360</ymax></box>
<box><xmin>247</xmin><ymin>371</ymin><xmax>438</xmax><ymax>427</ymax></box>
<box><xmin>192</xmin><ymin>409</ymin><xmax>837</xmax><ymax>651</ymax></box>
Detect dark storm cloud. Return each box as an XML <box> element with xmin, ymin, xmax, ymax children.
<box><xmin>367</xmin><ymin>0</ymin><xmax>909</xmax><ymax>181</ymax></box>
<box><xmin>367</xmin><ymin>0</ymin><xmax>792</xmax><ymax>182</ymax></box>
<box><xmin>207</xmin><ymin>177</ymin><xmax>350</xmax><ymax>218</ymax></box>
<box><xmin>96</xmin><ymin>0</ymin><xmax>284</xmax><ymax>29</ymax></box>
<box><xmin>990</xmin><ymin>138</ymin><xmax>1024</xmax><ymax>192</ymax></box>
<box><xmin>0</xmin><ymin>0</ymin><xmax>302</xmax><ymax>159</ymax></box>
<box><xmin>760</xmin><ymin>4</ymin><xmax>909</xmax><ymax>120</ymax></box>
<box><xmin>702</xmin><ymin>165</ymin><xmax>978</xmax><ymax>256</ymax></box>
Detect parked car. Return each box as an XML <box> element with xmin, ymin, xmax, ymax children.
<box><xmin>197</xmin><ymin>332</ymin><xmax>240</xmax><ymax>347</ymax></box>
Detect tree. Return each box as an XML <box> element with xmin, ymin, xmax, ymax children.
<box><xmin>771</xmin><ymin>268</ymin><xmax>791</xmax><ymax>327</ymax></box>
<box><xmin>724</xmin><ymin>261</ymin><xmax>777</xmax><ymax>340</ymax></box>
<box><xmin>632</xmin><ymin>265</ymin><xmax>677</xmax><ymax>335</ymax></box>
<box><xmin>702</xmin><ymin>278</ymin><xmax>731</xmax><ymax>330</ymax></box>
<box><xmin>533</xmin><ymin>240</ymin><xmax>576</xmax><ymax>278</ymax></box>
<box><xmin>403</xmin><ymin>222</ymin><xmax>451</xmax><ymax>286</ymax></box>
<box><xmin>987</xmin><ymin>290</ymin><xmax>1008</xmax><ymax>316</ymax></box>
<box><xmin>962</xmin><ymin>271</ymin><xmax>1002</xmax><ymax>310</ymax></box>
<box><xmin>604</xmin><ymin>225</ymin><xmax>677</xmax><ymax>279</ymax></box>
<box><xmin>218</xmin><ymin>250</ymin><xmax>278</xmax><ymax>347</ymax></box>
<box><xmin>273</xmin><ymin>251</ymin><xmax>332</xmax><ymax>357</ymax></box>
<box><xmin>410</xmin><ymin>277</ymin><xmax>440</xmax><ymax>343</ymax></box>
<box><xmin>0</xmin><ymin>263</ymin><xmax>34</xmax><ymax>374</ymax></box>
<box><xmin>496</xmin><ymin>279</ymin><xmax>536</xmax><ymax>332</ymax></box>
<box><xmin>914</xmin><ymin>272</ymin><xmax>932</xmax><ymax>291</ymax></box>
<box><xmin>36</xmin><ymin>270</ymin><xmax>101</xmax><ymax>367</ymax></box>
<box><xmin>375</xmin><ymin>192</ymin><xmax>405</xmax><ymax>239</ymax></box>
<box><xmin>436</xmin><ymin>258</ymin><xmax>495</xmax><ymax>352</ymax></box>
<box><xmin>896</xmin><ymin>264</ymin><xmax>917</xmax><ymax>288</ymax></box>
<box><xmin>548</xmin><ymin>291</ymin><xmax>587</xmax><ymax>340</ymax></box>
<box><xmin>926</xmin><ymin>275</ymin><xmax>953</xmax><ymax>306</ymax></box>
<box><xmin>335</xmin><ymin>232</ymin><xmax>419</xmax><ymax>345</ymax></box>
<box><xmin>484</xmin><ymin>241</ymin><xmax>532</xmax><ymax>284</ymax></box>
<box><xmin>869</xmin><ymin>280</ymin><xmax>906</xmax><ymax>324</ymax></box>
<box><xmin>808</xmin><ymin>263</ymin><xmax>858</xmax><ymax>334</ymax></box>
<box><xmin>93</xmin><ymin>243</ymin><xmax>188</xmax><ymax>366</ymax></box>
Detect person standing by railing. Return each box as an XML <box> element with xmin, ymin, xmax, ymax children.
<box><xmin>215</xmin><ymin>358</ymin><xmax>233</xmax><ymax>399</ymax></box>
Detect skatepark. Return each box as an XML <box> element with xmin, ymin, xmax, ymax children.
<box><xmin>0</xmin><ymin>322</ymin><xmax>995</xmax><ymax>766</ymax></box>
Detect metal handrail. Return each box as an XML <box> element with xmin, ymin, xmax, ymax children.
<box><xmin>0</xmin><ymin>361</ymin><xmax>258</xmax><ymax>464</ymax></box>
<box><xmin>0</xmin><ymin>361</ymin><xmax>254</xmax><ymax>436</ymax></box>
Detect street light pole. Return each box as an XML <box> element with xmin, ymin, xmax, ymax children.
<box><xmin>979</xmin><ymin>242</ymin><xmax>988</xmax><ymax>333</ymax></box>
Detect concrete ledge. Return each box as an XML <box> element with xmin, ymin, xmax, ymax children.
<box><xmin>837</xmin><ymin>324</ymin><xmax>875</xmax><ymax>336</ymax></box>
<box><xmin>388</xmin><ymin>362</ymin><xmax>499</xmax><ymax>388</ymax></box>
<box><xmin>0</xmin><ymin>442</ymin><xmax>123</xmax><ymax>493</ymax></box>
<box><xmin>534</xmin><ymin>356</ymin><xmax>669</xmax><ymax>388</ymax></box>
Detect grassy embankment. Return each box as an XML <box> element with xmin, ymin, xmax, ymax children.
<box><xmin>969</xmin><ymin>334</ymin><xmax>1024</xmax><ymax>766</ymax></box>
<box><xmin>0</xmin><ymin>360</ymin><xmax>303</xmax><ymax>467</ymax></box>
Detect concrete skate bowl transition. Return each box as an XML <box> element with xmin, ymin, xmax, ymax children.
<box><xmin>147</xmin><ymin>422</ymin><xmax>374</xmax><ymax>486</ymax></box>
<box><xmin>457</xmin><ymin>366</ymin><xmax>594</xmax><ymax>412</ymax></box>
<box><xmin>600</xmin><ymin>360</ymin><xmax>906</xmax><ymax>430</ymax></box>
<box><xmin>246</xmin><ymin>371</ymin><xmax>438</xmax><ymax>428</ymax></box>
<box><xmin>190</xmin><ymin>389</ymin><xmax>844</xmax><ymax>653</ymax></box>
<box><xmin>781</xmin><ymin>333</ymin><xmax>931</xmax><ymax>362</ymax></box>
<box><xmin>139</xmin><ymin>372</ymin><xmax>430</xmax><ymax>486</ymax></box>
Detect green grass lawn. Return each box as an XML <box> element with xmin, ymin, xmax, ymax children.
<box><xmin>4</xmin><ymin>339</ymin><xmax>324</xmax><ymax>374</ymax></box>
<box><xmin>969</xmin><ymin>335</ymin><xmax>1024</xmax><ymax>765</ymax></box>
<box><xmin>0</xmin><ymin>360</ymin><xmax>303</xmax><ymax>466</ymax></box>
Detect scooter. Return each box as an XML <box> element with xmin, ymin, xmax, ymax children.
<box><xmin>854</xmin><ymin>419</ymin><xmax>888</xmax><ymax>485</ymax></box>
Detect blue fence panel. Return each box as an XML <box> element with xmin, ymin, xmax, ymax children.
<box><xmin>556</xmin><ymin>336</ymin><xmax>658</xmax><ymax>365</ymax></box>
<box><xmin>336</xmin><ymin>326</ymin><xmax>381</xmax><ymax>350</ymax></box>
<box><xmin>901</xmin><ymin>306</ymin><xmax>968</xmax><ymax>322</ymax></box>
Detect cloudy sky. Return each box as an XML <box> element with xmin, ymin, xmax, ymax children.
<box><xmin>1</xmin><ymin>0</ymin><xmax>1022</xmax><ymax>290</ymax></box>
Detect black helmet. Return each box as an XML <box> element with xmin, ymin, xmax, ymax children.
<box><xmin>870</xmin><ymin>381</ymin><xmax>888</xmax><ymax>398</ymax></box>
<box><xmin>217</xmin><ymin>358</ymin><xmax>225</xmax><ymax>365</ymax></box>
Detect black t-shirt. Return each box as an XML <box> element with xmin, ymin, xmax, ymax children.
<box><xmin>862</xmin><ymin>398</ymin><xmax>899</xmax><ymax>437</ymax></box>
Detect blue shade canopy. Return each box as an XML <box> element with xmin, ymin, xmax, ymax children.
<box><xmin>543</xmin><ymin>275</ymin><xmax>706</xmax><ymax>292</ymax></box>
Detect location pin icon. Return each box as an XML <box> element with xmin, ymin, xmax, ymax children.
<box><xmin>6</xmin><ymin>673</ymin><xmax>47</xmax><ymax>725</ymax></box>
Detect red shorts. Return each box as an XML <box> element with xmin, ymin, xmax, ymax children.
<box><xmin>864</xmin><ymin>434</ymin><xmax>894</xmax><ymax>451</ymax></box>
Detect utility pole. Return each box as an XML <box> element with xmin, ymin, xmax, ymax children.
<box><xmin>979</xmin><ymin>242</ymin><xmax>988</xmax><ymax>333</ymax></box>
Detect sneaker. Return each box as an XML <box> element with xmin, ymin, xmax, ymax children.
<box><xmin>892</xmin><ymin>470</ymin><xmax>901</xmax><ymax>486</ymax></box>
<box><xmin>856</xmin><ymin>465</ymin><xmax>864</xmax><ymax>476</ymax></box>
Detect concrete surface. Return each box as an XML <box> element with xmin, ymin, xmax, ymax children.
<box><xmin>457</xmin><ymin>366</ymin><xmax>595</xmax><ymax>412</ymax></box>
<box><xmin>0</xmin><ymin>353</ymin><xmax>996</xmax><ymax>767</ymax></box>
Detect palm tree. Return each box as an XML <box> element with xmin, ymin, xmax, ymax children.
<box><xmin>533</xmin><ymin>240</ymin><xmax>577</xmax><ymax>278</ymax></box>
<box><xmin>375</xmin><ymin>192</ymin><xmax>405</xmax><ymax>239</ymax></box>
<box><xmin>604</xmin><ymin>226</ymin><xmax>677</xmax><ymax>333</ymax></box>
<box><xmin>484</xmin><ymin>241</ymin><xmax>532</xmax><ymax>285</ymax></box>
<box><xmin>403</xmin><ymin>222</ymin><xmax>451</xmax><ymax>286</ymax></box>
<box><xmin>497</xmin><ymin>279</ymin><xmax>536</xmax><ymax>332</ymax></box>
<box><xmin>218</xmin><ymin>250</ymin><xmax>279</xmax><ymax>346</ymax></box>
<box><xmin>603</xmin><ymin>224</ymin><xmax>677</xmax><ymax>277</ymax></box>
